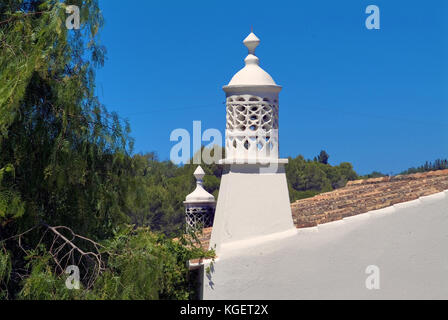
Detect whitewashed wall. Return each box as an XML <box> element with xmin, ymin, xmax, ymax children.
<box><xmin>203</xmin><ymin>191</ymin><xmax>448</xmax><ymax>299</ymax></box>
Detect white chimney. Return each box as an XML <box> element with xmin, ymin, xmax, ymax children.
<box><xmin>210</xmin><ymin>32</ymin><xmax>295</xmax><ymax>254</ymax></box>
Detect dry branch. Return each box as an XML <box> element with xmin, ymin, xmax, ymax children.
<box><xmin>2</xmin><ymin>222</ymin><xmax>107</xmax><ymax>289</ymax></box>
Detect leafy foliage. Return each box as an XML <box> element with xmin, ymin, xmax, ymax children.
<box><xmin>0</xmin><ymin>165</ymin><xmax>25</xmax><ymax>223</ymax></box>
<box><xmin>18</xmin><ymin>248</ymin><xmax>73</xmax><ymax>300</ymax></box>
<box><xmin>13</xmin><ymin>226</ymin><xmax>213</xmax><ymax>300</ymax></box>
<box><xmin>0</xmin><ymin>246</ymin><xmax>11</xmax><ymax>298</ymax></box>
<box><xmin>0</xmin><ymin>0</ymin><xmax>211</xmax><ymax>300</ymax></box>
<box><xmin>92</xmin><ymin>226</ymin><xmax>212</xmax><ymax>300</ymax></box>
<box><xmin>0</xmin><ymin>0</ymin><xmax>134</xmax><ymax>238</ymax></box>
<box><xmin>123</xmin><ymin>148</ymin><xmax>223</xmax><ymax>234</ymax></box>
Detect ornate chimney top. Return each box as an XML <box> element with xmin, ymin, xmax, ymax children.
<box><xmin>184</xmin><ymin>166</ymin><xmax>216</xmax><ymax>231</ymax></box>
<box><xmin>226</xmin><ymin>32</ymin><xmax>279</xmax><ymax>88</ymax></box>
<box><xmin>185</xmin><ymin>166</ymin><xmax>215</xmax><ymax>204</ymax></box>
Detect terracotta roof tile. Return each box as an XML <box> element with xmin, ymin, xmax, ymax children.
<box><xmin>293</xmin><ymin>170</ymin><xmax>448</xmax><ymax>227</ymax></box>
<box><xmin>191</xmin><ymin>170</ymin><xmax>448</xmax><ymax>253</ymax></box>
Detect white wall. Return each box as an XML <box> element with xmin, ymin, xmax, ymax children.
<box><xmin>203</xmin><ymin>191</ymin><xmax>448</xmax><ymax>299</ymax></box>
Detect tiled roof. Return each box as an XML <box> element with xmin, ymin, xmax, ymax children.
<box><xmin>193</xmin><ymin>227</ymin><xmax>213</xmax><ymax>251</ymax></box>
<box><xmin>292</xmin><ymin>169</ymin><xmax>448</xmax><ymax>228</ymax></box>
<box><xmin>192</xmin><ymin>169</ymin><xmax>448</xmax><ymax>252</ymax></box>
<box><xmin>186</xmin><ymin>227</ymin><xmax>213</xmax><ymax>265</ymax></box>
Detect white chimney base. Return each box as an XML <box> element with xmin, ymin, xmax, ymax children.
<box><xmin>209</xmin><ymin>163</ymin><xmax>295</xmax><ymax>254</ymax></box>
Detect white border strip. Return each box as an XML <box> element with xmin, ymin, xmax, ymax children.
<box><xmin>220</xmin><ymin>228</ymin><xmax>298</xmax><ymax>253</ymax></box>
<box><xmin>212</xmin><ymin>190</ymin><xmax>448</xmax><ymax>260</ymax></box>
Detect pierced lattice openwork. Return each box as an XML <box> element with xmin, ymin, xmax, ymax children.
<box><xmin>184</xmin><ymin>166</ymin><xmax>216</xmax><ymax>232</ymax></box>
<box><xmin>185</xmin><ymin>205</ymin><xmax>215</xmax><ymax>232</ymax></box>
<box><xmin>225</xmin><ymin>94</ymin><xmax>279</xmax><ymax>161</ymax></box>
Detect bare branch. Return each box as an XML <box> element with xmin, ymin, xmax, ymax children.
<box><xmin>3</xmin><ymin>223</ymin><xmax>107</xmax><ymax>289</ymax></box>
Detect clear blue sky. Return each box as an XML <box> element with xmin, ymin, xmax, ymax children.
<box><xmin>95</xmin><ymin>0</ymin><xmax>447</xmax><ymax>175</ymax></box>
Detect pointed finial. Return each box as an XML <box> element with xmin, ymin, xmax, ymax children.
<box><xmin>184</xmin><ymin>166</ymin><xmax>215</xmax><ymax>204</ymax></box>
<box><xmin>226</xmin><ymin>31</ymin><xmax>278</xmax><ymax>86</ymax></box>
<box><xmin>194</xmin><ymin>166</ymin><xmax>205</xmax><ymax>182</ymax></box>
<box><xmin>243</xmin><ymin>32</ymin><xmax>260</xmax><ymax>55</ymax></box>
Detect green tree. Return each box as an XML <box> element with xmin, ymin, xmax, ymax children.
<box><xmin>0</xmin><ymin>0</ymin><xmax>136</xmax><ymax>238</ymax></box>
<box><xmin>286</xmin><ymin>154</ymin><xmax>359</xmax><ymax>202</ymax></box>
<box><xmin>317</xmin><ymin>150</ymin><xmax>330</xmax><ymax>165</ymax></box>
<box><xmin>0</xmin><ymin>0</ymin><xmax>214</xmax><ymax>300</ymax></box>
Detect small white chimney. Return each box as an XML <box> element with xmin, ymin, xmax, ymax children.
<box><xmin>184</xmin><ymin>166</ymin><xmax>216</xmax><ymax>231</ymax></box>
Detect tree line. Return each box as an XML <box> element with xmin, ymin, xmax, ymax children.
<box><xmin>401</xmin><ymin>159</ymin><xmax>448</xmax><ymax>175</ymax></box>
